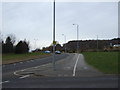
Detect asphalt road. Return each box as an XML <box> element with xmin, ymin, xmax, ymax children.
<box><xmin>2</xmin><ymin>76</ymin><xmax>118</xmax><ymax>88</ymax></box>
<box><xmin>2</xmin><ymin>53</ymin><xmax>119</xmax><ymax>88</ymax></box>
<box><xmin>2</xmin><ymin>53</ymin><xmax>69</xmax><ymax>86</ymax></box>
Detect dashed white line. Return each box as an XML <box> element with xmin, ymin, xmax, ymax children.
<box><xmin>19</xmin><ymin>75</ymin><xmax>30</xmax><ymax>79</ymax></box>
<box><xmin>0</xmin><ymin>80</ymin><xmax>10</xmax><ymax>84</ymax></box>
<box><xmin>20</xmin><ymin>62</ymin><xmax>23</xmax><ymax>64</ymax></box>
<box><xmin>42</xmin><ymin>65</ymin><xmax>46</xmax><ymax>66</ymax></box>
<box><xmin>20</xmin><ymin>69</ymin><xmax>25</xmax><ymax>71</ymax></box>
<box><xmin>73</xmin><ymin>54</ymin><xmax>80</xmax><ymax>76</ymax></box>
<box><xmin>34</xmin><ymin>66</ymin><xmax>39</xmax><ymax>69</ymax></box>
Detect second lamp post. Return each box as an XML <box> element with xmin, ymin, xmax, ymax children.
<box><xmin>62</xmin><ymin>34</ymin><xmax>67</xmax><ymax>53</ymax></box>
<box><xmin>73</xmin><ymin>24</ymin><xmax>79</xmax><ymax>53</ymax></box>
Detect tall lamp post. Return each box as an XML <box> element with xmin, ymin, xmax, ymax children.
<box><xmin>97</xmin><ymin>35</ymin><xmax>98</xmax><ymax>52</ymax></box>
<box><xmin>73</xmin><ymin>24</ymin><xmax>79</xmax><ymax>53</ymax></box>
<box><xmin>53</xmin><ymin>0</ymin><xmax>56</xmax><ymax>70</ymax></box>
<box><xmin>34</xmin><ymin>39</ymin><xmax>38</xmax><ymax>50</ymax></box>
<box><xmin>62</xmin><ymin>34</ymin><xmax>66</xmax><ymax>53</ymax></box>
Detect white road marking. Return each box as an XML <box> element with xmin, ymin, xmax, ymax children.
<box><xmin>14</xmin><ymin>64</ymin><xmax>49</xmax><ymax>76</ymax></box>
<box><xmin>0</xmin><ymin>80</ymin><xmax>10</xmax><ymax>84</ymax></box>
<box><xmin>33</xmin><ymin>66</ymin><xmax>40</xmax><ymax>68</ymax></box>
<box><xmin>14</xmin><ymin>68</ymin><xmax>27</xmax><ymax>76</ymax></box>
<box><xmin>14</xmin><ymin>71</ymin><xmax>19</xmax><ymax>76</ymax></box>
<box><xmin>19</xmin><ymin>75</ymin><xmax>30</xmax><ymax>79</ymax></box>
<box><xmin>20</xmin><ymin>62</ymin><xmax>23</xmax><ymax>64</ymax></box>
<box><xmin>73</xmin><ymin>54</ymin><xmax>80</xmax><ymax>76</ymax></box>
<box><xmin>42</xmin><ymin>65</ymin><xmax>46</xmax><ymax>66</ymax></box>
<box><xmin>20</xmin><ymin>69</ymin><xmax>25</xmax><ymax>71</ymax></box>
<box><xmin>34</xmin><ymin>67</ymin><xmax>38</xmax><ymax>69</ymax></box>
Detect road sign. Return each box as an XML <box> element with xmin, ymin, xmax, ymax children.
<box><xmin>53</xmin><ymin>41</ymin><xmax>56</xmax><ymax>45</ymax></box>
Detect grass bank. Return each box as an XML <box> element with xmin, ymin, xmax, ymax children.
<box><xmin>82</xmin><ymin>52</ymin><xmax>119</xmax><ymax>74</ymax></box>
<box><xmin>2</xmin><ymin>52</ymin><xmax>51</xmax><ymax>64</ymax></box>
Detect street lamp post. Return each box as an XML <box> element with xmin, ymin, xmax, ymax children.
<box><xmin>62</xmin><ymin>34</ymin><xmax>66</xmax><ymax>53</ymax></box>
<box><xmin>34</xmin><ymin>39</ymin><xmax>38</xmax><ymax>50</ymax></box>
<box><xmin>97</xmin><ymin>35</ymin><xmax>98</xmax><ymax>52</ymax></box>
<box><xmin>73</xmin><ymin>24</ymin><xmax>79</xmax><ymax>53</ymax></box>
<box><xmin>53</xmin><ymin>0</ymin><xmax>56</xmax><ymax>70</ymax></box>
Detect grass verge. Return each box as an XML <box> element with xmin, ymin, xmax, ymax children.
<box><xmin>2</xmin><ymin>52</ymin><xmax>51</xmax><ymax>64</ymax></box>
<box><xmin>82</xmin><ymin>52</ymin><xmax>119</xmax><ymax>74</ymax></box>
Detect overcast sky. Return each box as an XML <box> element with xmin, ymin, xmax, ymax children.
<box><xmin>1</xmin><ymin>1</ymin><xmax>118</xmax><ymax>50</ymax></box>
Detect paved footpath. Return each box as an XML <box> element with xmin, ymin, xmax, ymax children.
<box><xmin>16</xmin><ymin>53</ymin><xmax>103</xmax><ymax>77</ymax></box>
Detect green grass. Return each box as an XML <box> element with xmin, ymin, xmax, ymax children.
<box><xmin>2</xmin><ymin>52</ymin><xmax>50</xmax><ymax>61</ymax></box>
<box><xmin>82</xmin><ymin>52</ymin><xmax>119</xmax><ymax>74</ymax></box>
<box><xmin>2</xmin><ymin>52</ymin><xmax>50</xmax><ymax>64</ymax></box>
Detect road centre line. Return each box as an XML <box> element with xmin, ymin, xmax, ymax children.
<box><xmin>73</xmin><ymin>54</ymin><xmax>80</xmax><ymax>76</ymax></box>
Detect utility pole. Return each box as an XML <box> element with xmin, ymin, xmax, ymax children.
<box><xmin>53</xmin><ymin>0</ymin><xmax>56</xmax><ymax>70</ymax></box>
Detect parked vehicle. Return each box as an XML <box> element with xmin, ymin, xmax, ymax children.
<box><xmin>55</xmin><ymin>51</ymin><xmax>61</xmax><ymax>54</ymax></box>
<box><xmin>44</xmin><ymin>50</ymin><xmax>51</xmax><ymax>53</ymax></box>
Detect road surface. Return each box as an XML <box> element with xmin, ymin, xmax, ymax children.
<box><xmin>2</xmin><ymin>53</ymin><xmax>118</xmax><ymax>88</ymax></box>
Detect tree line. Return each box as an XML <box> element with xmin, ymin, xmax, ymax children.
<box><xmin>43</xmin><ymin>38</ymin><xmax>120</xmax><ymax>53</ymax></box>
<box><xmin>1</xmin><ymin>33</ymin><xmax>119</xmax><ymax>54</ymax></box>
<box><xmin>2</xmin><ymin>35</ymin><xmax>29</xmax><ymax>54</ymax></box>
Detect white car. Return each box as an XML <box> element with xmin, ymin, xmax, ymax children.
<box><xmin>44</xmin><ymin>50</ymin><xmax>51</xmax><ymax>53</ymax></box>
<box><xmin>55</xmin><ymin>51</ymin><xmax>61</xmax><ymax>54</ymax></box>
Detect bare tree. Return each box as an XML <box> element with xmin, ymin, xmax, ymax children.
<box><xmin>0</xmin><ymin>32</ymin><xmax>3</xmax><ymax>43</ymax></box>
<box><xmin>0</xmin><ymin>32</ymin><xmax>2</xmax><ymax>54</ymax></box>
<box><xmin>15</xmin><ymin>40</ymin><xmax>29</xmax><ymax>54</ymax></box>
<box><xmin>7</xmin><ymin>34</ymin><xmax>16</xmax><ymax>45</ymax></box>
